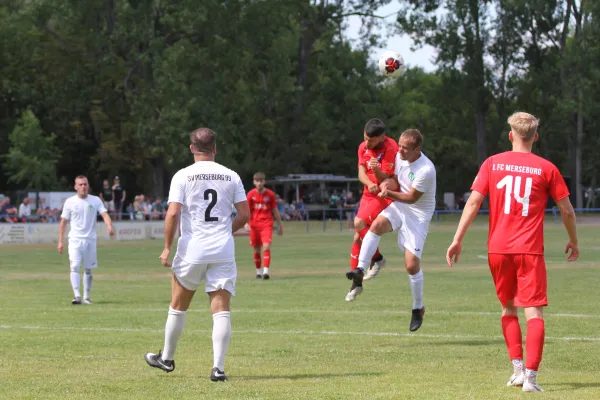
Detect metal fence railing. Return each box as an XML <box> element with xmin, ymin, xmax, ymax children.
<box><xmin>3</xmin><ymin>208</ymin><xmax>600</xmax><ymax>232</ymax></box>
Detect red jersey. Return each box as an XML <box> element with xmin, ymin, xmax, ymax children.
<box><xmin>358</xmin><ymin>136</ymin><xmax>398</xmax><ymax>199</ymax></box>
<box><xmin>471</xmin><ymin>151</ymin><xmax>569</xmax><ymax>255</ymax></box>
<box><xmin>247</xmin><ymin>188</ymin><xmax>277</xmax><ymax>226</ymax></box>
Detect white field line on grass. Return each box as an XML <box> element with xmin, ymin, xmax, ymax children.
<box><xmin>0</xmin><ymin>324</ymin><xmax>599</xmax><ymax>342</ymax></box>
<box><xmin>1</xmin><ymin>307</ymin><xmax>600</xmax><ymax>319</ymax></box>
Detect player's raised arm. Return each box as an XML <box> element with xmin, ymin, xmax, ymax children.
<box><xmin>381</xmin><ymin>186</ymin><xmax>424</xmax><ymax>204</ymax></box>
<box><xmin>555</xmin><ymin>197</ymin><xmax>579</xmax><ymax>261</ymax></box>
<box><xmin>368</xmin><ymin>158</ymin><xmax>389</xmax><ymax>183</ymax></box>
<box><xmin>358</xmin><ymin>164</ymin><xmax>378</xmax><ymax>194</ymax></box>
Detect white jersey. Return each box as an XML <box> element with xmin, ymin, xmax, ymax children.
<box><xmin>394</xmin><ymin>152</ymin><xmax>437</xmax><ymax>222</ymax></box>
<box><xmin>168</xmin><ymin>161</ymin><xmax>246</xmax><ymax>264</ymax></box>
<box><xmin>61</xmin><ymin>195</ymin><xmax>106</xmax><ymax>240</ymax></box>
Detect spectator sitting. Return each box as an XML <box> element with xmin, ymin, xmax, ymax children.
<box><xmin>1</xmin><ymin>197</ymin><xmax>18</xmax><ymax>223</ymax></box>
<box><xmin>18</xmin><ymin>197</ymin><xmax>37</xmax><ymax>222</ymax></box>
<box><xmin>47</xmin><ymin>208</ymin><xmax>60</xmax><ymax>223</ymax></box>
<box><xmin>139</xmin><ymin>194</ymin><xmax>149</xmax><ymax>220</ymax></box>
<box><xmin>132</xmin><ymin>195</ymin><xmax>144</xmax><ymax>221</ymax></box>
<box><xmin>295</xmin><ymin>198</ymin><xmax>307</xmax><ymax>220</ymax></box>
<box><xmin>151</xmin><ymin>198</ymin><xmax>165</xmax><ymax>220</ymax></box>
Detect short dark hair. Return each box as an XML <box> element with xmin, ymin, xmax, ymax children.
<box><xmin>364</xmin><ymin>118</ymin><xmax>386</xmax><ymax>138</ymax></box>
<box><xmin>400</xmin><ymin>129</ymin><xmax>424</xmax><ymax>149</ymax></box>
<box><xmin>253</xmin><ymin>172</ymin><xmax>266</xmax><ymax>181</ymax></box>
<box><xmin>190</xmin><ymin>128</ymin><xmax>217</xmax><ymax>153</ymax></box>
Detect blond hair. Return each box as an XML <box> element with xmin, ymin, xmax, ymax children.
<box><xmin>507</xmin><ymin>112</ymin><xmax>538</xmax><ymax>141</ymax></box>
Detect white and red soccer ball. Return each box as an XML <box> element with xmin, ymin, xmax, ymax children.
<box><xmin>378</xmin><ymin>51</ymin><xmax>405</xmax><ymax>78</ymax></box>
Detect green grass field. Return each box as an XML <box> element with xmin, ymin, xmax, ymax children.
<box><xmin>1</xmin><ymin>220</ymin><xmax>599</xmax><ymax>399</ymax></box>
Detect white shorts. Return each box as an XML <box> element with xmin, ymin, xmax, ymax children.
<box><xmin>171</xmin><ymin>255</ymin><xmax>237</xmax><ymax>295</ymax></box>
<box><xmin>380</xmin><ymin>202</ymin><xmax>430</xmax><ymax>259</ymax></box>
<box><xmin>68</xmin><ymin>238</ymin><xmax>98</xmax><ymax>270</ymax></box>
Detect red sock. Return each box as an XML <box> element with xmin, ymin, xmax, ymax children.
<box><xmin>263</xmin><ymin>249</ymin><xmax>271</xmax><ymax>268</ymax></box>
<box><xmin>525</xmin><ymin>318</ymin><xmax>545</xmax><ymax>371</ymax></box>
<box><xmin>372</xmin><ymin>248</ymin><xmax>381</xmax><ymax>261</ymax></box>
<box><xmin>350</xmin><ymin>242</ymin><xmax>361</xmax><ymax>270</ymax></box>
<box><xmin>253</xmin><ymin>251</ymin><xmax>261</xmax><ymax>270</ymax></box>
<box><xmin>350</xmin><ymin>227</ymin><xmax>370</xmax><ymax>270</ymax></box>
<box><xmin>501</xmin><ymin>315</ymin><xmax>523</xmax><ymax>360</ymax></box>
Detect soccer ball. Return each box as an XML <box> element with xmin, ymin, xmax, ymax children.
<box><xmin>378</xmin><ymin>51</ymin><xmax>405</xmax><ymax>78</ymax></box>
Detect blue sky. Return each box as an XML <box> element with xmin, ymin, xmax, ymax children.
<box><xmin>344</xmin><ymin>2</ymin><xmax>437</xmax><ymax>72</ymax></box>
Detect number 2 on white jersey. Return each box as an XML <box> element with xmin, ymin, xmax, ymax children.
<box><xmin>496</xmin><ymin>175</ymin><xmax>533</xmax><ymax>216</ymax></box>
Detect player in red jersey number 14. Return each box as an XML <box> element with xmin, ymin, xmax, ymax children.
<box><xmin>446</xmin><ymin>112</ymin><xmax>579</xmax><ymax>392</ymax></box>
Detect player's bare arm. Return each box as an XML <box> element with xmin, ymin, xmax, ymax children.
<box><xmin>160</xmin><ymin>202</ymin><xmax>182</xmax><ymax>268</ymax></box>
<box><xmin>380</xmin><ymin>186</ymin><xmax>424</xmax><ymax>205</ymax></box>
<box><xmin>57</xmin><ymin>217</ymin><xmax>68</xmax><ymax>254</ymax></box>
<box><xmin>358</xmin><ymin>165</ymin><xmax>378</xmax><ymax>193</ymax></box>
<box><xmin>100</xmin><ymin>211</ymin><xmax>114</xmax><ymax>236</ymax></box>
<box><xmin>555</xmin><ymin>197</ymin><xmax>579</xmax><ymax>261</ymax></box>
<box><xmin>368</xmin><ymin>157</ymin><xmax>391</xmax><ymax>183</ymax></box>
<box><xmin>232</xmin><ymin>201</ymin><xmax>250</xmax><ymax>233</ymax></box>
<box><xmin>272</xmin><ymin>207</ymin><xmax>284</xmax><ymax>236</ymax></box>
<box><xmin>446</xmin><ymin>191</ymin><xmax>485</xmax><ymax>267</ymax></box>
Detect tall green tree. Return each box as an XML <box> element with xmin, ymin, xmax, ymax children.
<box><xmin>3</xmin><ymin>110</ymin><xmax>62</xmax><ymax>190</ymax></box>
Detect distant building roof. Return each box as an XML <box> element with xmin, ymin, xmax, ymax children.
<box><xmin>270</xmin><ymin>174</ymin><xmax>359</xmax><ymax>183</ymax></box>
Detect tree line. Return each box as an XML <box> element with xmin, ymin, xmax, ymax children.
<box><xmin>1</xmin><ymin>0</ymin><xmax>598</xmax><ymax>207</ymax></box>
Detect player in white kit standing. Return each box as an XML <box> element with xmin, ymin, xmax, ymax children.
<box><xmin>144</xmin><ymin>128</ymin><xmax>250</xmax><ymax>382</ymax></box>
<box><xmin>346</xmin><ymin>129</ymin><xmax>436</xmax><ymax>331</ymax></box>
<box><xmin>58</xmin><ymin>175</ymin><xmax>114</xmax><ymax>305</ymax></box>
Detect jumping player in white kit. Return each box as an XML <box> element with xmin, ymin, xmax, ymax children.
<box><xmin>58</xmin><ymin>175</ymin><xmax>114</xmax><ymax>305</ymax></box>
<box><xmin>144</xmin><ymin>128</ymin><xmax>250</xmax><ymax>382</ymax></box>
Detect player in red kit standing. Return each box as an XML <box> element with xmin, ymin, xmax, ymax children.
<box><xmin>446</xmin><ymin>112</ymin><xmax>579</xmax><ymax>392</ymax></box>
<box><xmin>345</xmin><ymin>118</ymin><xmax>398</xmax><ymax>302</ymax></box>
<box><xmin>245</xmin><ymin>172</ymin><xmax>283</xmax><ymax>279</ymax></box>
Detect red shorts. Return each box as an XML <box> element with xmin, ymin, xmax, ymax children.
<box><xmin>249</xmin><ymin>224</ymin><xmax>273</xmax><ymax>248</ymax></box>
<box><xmin>488</xmin><ymin>254</ymin><xmax>547</xmax><ymax>307</ymax></box>
<box><xmin>356</xmin><ymin>195</ymin><xmax>391</xmax><ymax>226</ymax></box>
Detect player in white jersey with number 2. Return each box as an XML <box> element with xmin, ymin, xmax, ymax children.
<box><xmin>58</xmin><ymin>175</ymin><xmax>114</xmax><ymax>305</ymax></box>
<box><xmin>346</xmin><ymin>129</ymin><xmax>436</xmax><ymax>332</ymax></box>
<box><xmin>144</xmin><ymin>128</ymin><xmax>250</xmax><ymax>382</ymax></box>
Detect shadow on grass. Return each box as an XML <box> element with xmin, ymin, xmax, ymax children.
<box><xmin>423</xmin><ymin>340</ymin><xmax>505</xmax><ymax>346</ymax></box>
<box><xmin>233</xmin><ymin>371</ymin><xmax>384</xmax><ymax>381</ymax></box>
<box><xmin>549</xmin><ymin>382</ymin><xmax>600</xmax><ymax>390</ymax></box>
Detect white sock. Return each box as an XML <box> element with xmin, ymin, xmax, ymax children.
<box><xmin>162</xmin><ymin>307</ymin><xmax>187</xmax><ymax>361</ymax></box>
<box><xmin>409</xmin><ymin>269</ymin><xmax>424</xmax><ymax>309</ymax></box>
<box><xmin>70</xmin><ymin>270</ymin><xmax>81</xmax><ymax>298</ymax></box>
<box><xmin>83</xmin><ymin>269</ymin><xmax>93</xmax><ymax>299</ymax></box>
<box><xmin>263</xmin><ymin>267</ymin><xmax>269</xmax><ymax>275</ymax></box>
<box><xmin>357</xmin><ymin>231</ymin><xmax>381</xmax><ymax>271</ymax></box>
<box><xmin>512</xmin><ymin>359</ymin><xmax>524</xmax><ymax>373</ymax></box>
<box><xmin>212</xmin><ymin>311</ymin><xmax>231</xmax><ymax>371</ymax></box>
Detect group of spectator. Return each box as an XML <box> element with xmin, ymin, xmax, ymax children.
<box><xmin>126</xmin><ymin>195</ymin><xmax>167</xmax><ymax>221</ymax></box>
<box><xmin>2</xmin><ymin>178</ymin><xmax>365</xmax><ymax>226</ymax></box>
<box><xmin>0</xmin><ymin>195</ymin><xmax>61</xmax><ymax>223</ymax></box>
